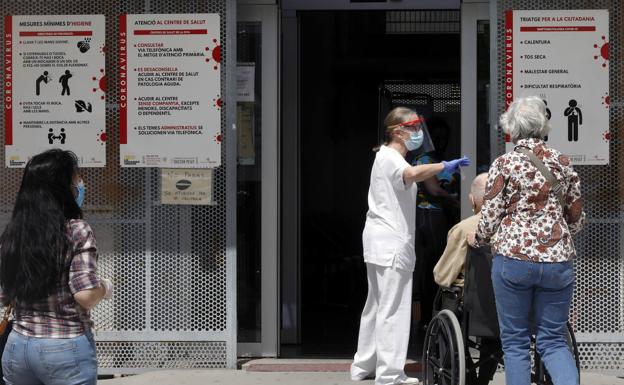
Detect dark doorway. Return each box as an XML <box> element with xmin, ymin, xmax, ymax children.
<box><xmin>290</xmin><ymin>10</ymin><xmax>461</xmax><ymax>357</ymax></box>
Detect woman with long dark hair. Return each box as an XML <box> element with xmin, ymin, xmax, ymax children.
<box><xmin>0</xmin><ymin>149</ymin><xmax>112</xmax><ymax>385</ymax></box>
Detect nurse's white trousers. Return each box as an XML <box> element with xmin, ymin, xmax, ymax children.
<box><xmin>351</xmin><ymin>262</ymin><xmax>413</xmax><ymax>385</ymax></box>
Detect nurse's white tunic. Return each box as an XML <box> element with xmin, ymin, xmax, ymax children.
<box><xmin>362</xmin><ymin>145</ymin><xmax>417</xmax><ymax>272</ymax></box>
<box><xmin>352</xmin><ymin>145</ymin><xmax>418</xmax><ymax>385</ymax></box>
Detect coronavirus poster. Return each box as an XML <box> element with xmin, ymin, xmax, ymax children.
<box><xmin>119</xmin><ymin>14</ymin><xmax>221</xmax><ymax>168</ymax></box>
<box><xmin>506</xmin><ymin>10</ymin><xmax>609</xmax><ymax>165</ymax></box>
<box><xmin>4</xmin><ymin>15</ymin><xmax>106</xmax><ymax>167</ymax></box>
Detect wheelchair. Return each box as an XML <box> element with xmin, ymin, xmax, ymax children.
<box><xmin>422</xmin><ymin>246</ymin><xmax>580</xmax><ymax>385</ymax></box>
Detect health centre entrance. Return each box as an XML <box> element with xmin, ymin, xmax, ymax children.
<box><xmin>277</xmin><ymin>1</ymin><xmax>492</xmax><ymax>357</ymax></box>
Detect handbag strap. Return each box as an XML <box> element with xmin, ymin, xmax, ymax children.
<box><xmin>515</xmin><ymin>147</ymin><xmax>566</xmax><ymax>208</ymax></box>
<box><xmin>2</xmin><ymin>304</ymin><xmax>12</xmax><ymax>321</ymax></box>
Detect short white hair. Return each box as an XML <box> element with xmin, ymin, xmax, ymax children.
<box><xmin>470</xmin><ymin>173</ymin><xmax>488</xmax><ymax>204</ymax></box>
<box><xmin>500</xmin><ymin>96</ymin><xmax>551</xmax><ymax>142</ymax></box>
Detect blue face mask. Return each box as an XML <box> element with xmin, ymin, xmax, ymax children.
<box><xmin>75</xmin><ymin>181</ymin><xmax>85</xmax><ymax>208</ymax></box>
<box><xmin>403</xmin><ymin>130</ymin><xmax>424</xmax><ymax>151</ymax></box>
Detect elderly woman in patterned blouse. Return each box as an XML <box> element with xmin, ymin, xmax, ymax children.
<box><xmin>467</xmin><ymin>96</ymin><xmax>585</xmax><ymax>385</ymax></box>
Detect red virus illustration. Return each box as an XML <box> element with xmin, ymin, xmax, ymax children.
<box><xmin>96</xmin><ymin>130</ymin><xmax>107</xmax><ymax>146</ymax></box>
<box><xmin>603</xmin><ymin>130</ymin><xmax>610</xmax><ymax>142</ymax></box>
<box><xmin>213</xmin><ymin>96</ymin><xmax>222</xmax><ymax>109</ymax></box>
<box><xmin>206</xmin><ymin>38</ymin><xmax>221</xmax><ymax>70</ymax></box>
<box><xmin>100</xmin><ymin>44</ymin><xmax>106</xmax><ymax>54</ymax></box>
<box><xmin>214</xmin><ymin>133</ymin><xmax>223</xmax><ymax>143</ymax></box>
<box><xmin>601</xmin><ymin>92</ymin><xmax>610</xmax><ymax>109</ymax></box>
<box><xmin>593</xmin><ymin>35</ymin><xmax>609</xmax><ymax>67</ymax></box>
<box><xmin>92</xmin><ymin>68</ymin><xmax>106</xmax><ymax>100</ymax></box>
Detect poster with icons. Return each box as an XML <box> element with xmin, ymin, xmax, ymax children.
<box><xmin>506</xmin><ymin>9</ymin><xmax>609</xmax><ymax>165</ymax></box>
<box><xmin>119</xmin><ymin>13</ymin><xmax>221</xmax><ymax>168</ymax></box>
<box><xmin>4</xmin><ymin>15</ymin><xmax>106</xmax><ymax>168</ymax></box>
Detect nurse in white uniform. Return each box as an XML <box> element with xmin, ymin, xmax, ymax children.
<box><xmin>351</xmin><ymin>107</ymin><xmax>469</xmax><ymax>385</ymax></box>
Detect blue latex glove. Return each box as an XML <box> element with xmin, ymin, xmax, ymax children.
<box><xmin>442</xmin><ymin>156</ymin><xmax>471</xmax><ymax>174</ymax></box>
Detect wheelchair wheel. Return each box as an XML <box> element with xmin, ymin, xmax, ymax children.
<box><xmin>531</xmin><ymin>322</ymin><xmax>580</xmax><ymax>385</ymax></box>
<box><xmin>422</xmin><ymin>309</ymin><xmax>466</xmax><ymax>385</ymax></box>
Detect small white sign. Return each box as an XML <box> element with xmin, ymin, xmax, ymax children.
<box><xmin>237</xmin><ymin>63</ymin><xmax>255</xmax><ymax>102</ymax></box>
<box><xmin>506</xmin><ymin>9</ymin><xmax>609</xmax><ymax>165</ymax></box>
<box><xmin>161</xmin><ymin>168</ymin><xmax>213</xmax><ymax>205</ymax></box>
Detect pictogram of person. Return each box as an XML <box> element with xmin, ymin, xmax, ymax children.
<box><xmin>564</xmin><ymin>99</ymin><xmax>583</xmax><ymax>142</ymax></box>
<box><xmin>47</xmin><ymin>128</ymin><xmax>55</xmax><ymax>144</ymax></box>
<box><xmin>59</xmin><ymin>128</ymin><xmax>66</xmax><ymax>144</ymax></box>
<box><xmin>543</xmin><ymin>99</ymin><xmax>551</xmax><ymax>141</ymax></box>
<box><xmin>544</xmin><ymin>99</ymin><xmax>552</xmax><ymax>120</ymax></box>
<box><xmin>36</xmin><ymin>71</ymin><xmax>50</xmax><ymax>96</ymax></box>
<box><xmin>59</xmin><ymin>70</ymin><xmax>72</xmax><ymax>96</ymax></box>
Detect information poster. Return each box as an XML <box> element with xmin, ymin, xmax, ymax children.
<box><xmin>4</xmin><ymin>15</ymin><xmax>106</xmax><ymax>167</ymax></box>
<box><xmin>506</xmin><ymin>10</ymin><xmax>609</xmax><ymax>165</ymax></box>
<box><xmin>237</xmin><ymin>103</ymin><xmax>255</xmax><ymax>165</ymax></box>
<box><xmin>236</xmin><ymin>62</ymin><xmax>255</xmax><ymax>165</ymax></box>
<box><xmin>161</xmin><ymin>168</ymin><xmax>213</xmax><ymax>205</ymax></box>
<box><xmin>120</xmin><ymin>14</ymin><xmax>221</xmax><ymax>168</ymax></box>
<box><xmin>237</xmin><ymin>63</ymin><xmax>254</xmax><ymax>102</ymax></box>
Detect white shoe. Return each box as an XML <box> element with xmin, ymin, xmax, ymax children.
<box><xmin>399</xmin><ymin>377</ymin><xmax>420</xmax><ymax>385</ymax></box>
<box><xmin>351</xmin><ymin>373</ymin><xmax>374</xmax><ymax>381</ymax></box>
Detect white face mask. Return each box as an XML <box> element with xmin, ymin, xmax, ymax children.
<box><xmin>402</xmin><ymin>129</ymin><xmax>424</xmax><ymax>151</ymax></box>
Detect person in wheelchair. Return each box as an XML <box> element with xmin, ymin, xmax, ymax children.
<box><xmin>468</xmin><ymin>97</ymin><xmax>585</xmax><ymax>385</ymax></box>
<box><xmin>433</xmin><ymin>173</ymin><xmax>487</xmax><ymax>289</ymax></box>
<box><xmin>432</xmin><ymin>173</ymin><xmax>501</xmax><ymax>385</ymax></box>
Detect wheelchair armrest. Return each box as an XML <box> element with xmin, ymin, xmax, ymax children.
<box><xmin>439</xmin><ymin>286</ymin><xmax>462</xmax><ymax>295</ymax></box>
<box><xmin>433</xmin><ymin>285</ymin><xmax>463</xmax><ymax>317</ymax></box>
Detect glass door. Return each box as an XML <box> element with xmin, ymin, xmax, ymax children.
<box><xmin>236</xmin><ymin>4</ymin><xmax>279</xmax><ymax>357</ymax></box>
<box><xmin>476</xmin><ymin>19</ymin><xmax>492</xmax><ymax>173</ymax></box>
<box><xmin>460</xmin><ymin>2</ymin><xmax>490</xmax><ymax>218</ymax></box>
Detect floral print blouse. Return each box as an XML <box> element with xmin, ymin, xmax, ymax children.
<box><xmin>475</xmin><ymin>138</ymin><xmax>585</xmax><ymax>262</ymax></box>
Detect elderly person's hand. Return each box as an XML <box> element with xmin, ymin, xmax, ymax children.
<box><xmin>466</xmin><ymin>232</ymin><xmax>477</xmax><ymax>248</ymax></box>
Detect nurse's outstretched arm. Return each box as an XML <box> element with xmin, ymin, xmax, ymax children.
<box><xmin>403</xmin><ymin>163</ymin><xmax>444</xmax><ymax>185</ymax></box>
<box><xmin>403</xmin><ymin>156</ymin><xmax>470</xmax><ymax>185</ymax></box>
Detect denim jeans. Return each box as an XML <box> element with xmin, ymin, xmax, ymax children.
<box><xmin>2</xmin><ymin>330</ymin><xmax>97</xmax><ymax>385</ymax></box>
<box><xmin>491</xmin><ymin>255</ymin><xmax>578</xmax><ymax>385</ymax></box>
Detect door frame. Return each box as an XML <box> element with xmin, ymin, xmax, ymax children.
<box><xmin>280</xmin><ymin>9</ymin><xmax>300</xmax><ymax>345</ymax></box>
<box><xmin>281</xmin><ymin>1</ymin><xmax>495</xmax><ymax>348</ymax></box>
<box><xmin>460</xmin><ymin>1</ymin><xmax>490</xmax><ymax>219</ymax></box>
<box><xmin>236</xmin><ymin>4</ymin><xmax>280</xmax><ymax>358</ymax></box>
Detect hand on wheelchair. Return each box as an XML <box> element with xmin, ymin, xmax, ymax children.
<box><xmin>466</xmin><ymin>232</ymin><xmax>478</xmax><ymax>248</ymax></box>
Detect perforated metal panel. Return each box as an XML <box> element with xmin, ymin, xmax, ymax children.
<box><xmin>384</xmin><ymin>83</ymin><xmax>461</xmax><ymax>113</ymax></box>
<box><xmin>385</xmin><ymin>10</ymin><xmax>460</xmax><ymax>34</ymax></box>
<box><xmin>0</xmin><ymin>0</ymin><xmax>234</xmax><ymax>374</ymax></box>
<box><xmin>495</xmin><ymin>0</ymin><xmax>624</xmax><ymax>375</ymax></box>
<box><xmin>578</xmin><ymin>344</ymin><xmax>624</xmax><ymax>372</ymax></box>
<box><xmin>97</xmin><ymin>341</ymin><xmax>227</xmax><ymax>371</ymax></box>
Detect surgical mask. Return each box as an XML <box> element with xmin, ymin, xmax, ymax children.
<box><xmin>403</xmin><ymin>130</ymin><xmax>424</xmax><ymax>151</ymax></box>
<box><xmin>74</xmin><ymin>181</ymin><xmax>85</xmax><ymax>208</ymax></box>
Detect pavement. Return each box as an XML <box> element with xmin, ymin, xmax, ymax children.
<box><xmin>97</xmin><ymin>371</ymin><xmax>624</xmax><ymax>385</ymax></box>
<box><xmin>96</xmin><ymin>358</ymin><xmax>624</xmax><ymax>385</ymax></box>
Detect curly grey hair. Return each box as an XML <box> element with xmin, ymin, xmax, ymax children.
<box><xmin>500</xmin><ymin>96</ymin><xmax>551</xmax><ymax>142</ymax></box>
